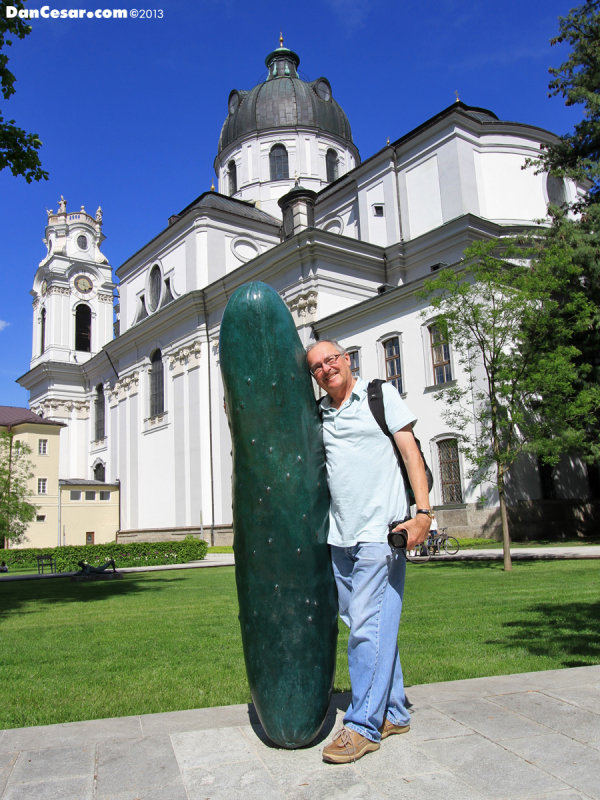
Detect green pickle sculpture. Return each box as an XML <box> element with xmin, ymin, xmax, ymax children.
<box><xmin>220</xmin><ymin>281</ymin><xmax>337</xmax><ymax>748</ymax></box>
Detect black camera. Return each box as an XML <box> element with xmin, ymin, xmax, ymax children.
<box><xmin>387</xmin><ymin>518</ymin><xmax>409</xmax><ymax>549</ymax></box>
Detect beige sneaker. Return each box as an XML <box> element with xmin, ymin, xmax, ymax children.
<box><xmin>379</xmin><ymin>718</ymin><xmax>410</xmax><ymax>740</ymax></box>
<box><xmin>322</xmin><ymin>727</ymin><xmax>380</xmax><ymax>764</ymax></box>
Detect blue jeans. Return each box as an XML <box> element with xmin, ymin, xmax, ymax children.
<box><xmin>331</xmin><ymin>542</ymin><xmax>410</xmax><ymax>742</ymax></box>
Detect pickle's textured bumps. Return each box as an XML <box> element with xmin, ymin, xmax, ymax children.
<box><xmin>219</xmin><ymin>281</ymin><xmax>337</xmax><ymax>749</ymax></box>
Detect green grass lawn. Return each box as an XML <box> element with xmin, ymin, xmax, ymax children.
<box><xmin>0</xmin><ymin>560</ymin><xmax>598</xmax><ymax>730</ymax></box>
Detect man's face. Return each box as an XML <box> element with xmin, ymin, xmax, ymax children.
<box><xmin>306</xmin><ymin>342</ymin><xmax>353</xmax><ymax>394</ymax></box>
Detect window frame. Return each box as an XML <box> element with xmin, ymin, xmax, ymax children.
<box><xmin>269</xmin><ymin>144</ymin><xmax>289</xmax><ymax>181</ymax></box>
<box><xmin>149</xmin><ymin>349</ymin><xmax>165</xmax><ymax>417</ymax></box>
<box><xmin>436</xmin><ymin>438</ymin><xmax>463</xmax><ymax>505</ymax></box>
<box><xmin>75</xmin><ymin>303</ymin><xmax>92</xmax><ymax>352</ymax></box>
<box><xmin>37</xmin><ymin>478</ymin><xmax>47</xmax><ymax>495</ymax></box>
<box><xmin>94</xmin><ymin>384</ymin><xmax>105</xmax><ymax>441</ymax></box>
<box><xmin>326</xmin><ymin>148</ymin><xmax>338</xmax><ymax>183</ymax></box>
<box><xmin>228</xmin><ymin>159</ymin><xmax>237</xmax><ymax>195</ymax></box>
<box><xmin>382</xmin><ymin>335</ymin><xmax>403</xmax><ymax>394</ymax></box>
<box><xmin>429</xmin><ymin>323</ymin><xmax>453</xmax><ymax>385</ymax></box>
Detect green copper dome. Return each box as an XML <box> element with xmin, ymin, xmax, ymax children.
<box><xmin>217</xmin><ymin>45</ymin><xmax>355</xmax><ymax>154</ymax></box>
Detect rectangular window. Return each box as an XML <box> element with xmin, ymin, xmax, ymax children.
<box><xmin>38</xmin><ymin>439</ymin><xmax>48</xmax><ymax>455</ymax></box>
<box><xmin>85</xmin><ymin>490</ymin><xmax>96</xmax><ymax>501</ymax></box>
<box><xmin>347</xmin><ymin>349</ymin><xmax>360</xmax><ymax>377</ymax></box>
<box><xmin>99</xmin><ymin>490</ymin><xmax>111</xmax><ymax>501</ymax></box>
<box><xmin>36</xmin><ymin>515</ymin><xmax>46</xmax><ymax>523</ymax></box>
<box><xmin>70</xmin><ymin>490</ymin><xmax>82</xmax><ymax>501</ymax></box>
<box><xmin>430</xmin><ymin>324</ymin><xmax>452</xmax><ymax>385</ymax></box>
<box><xmin>384</xmin><ymin>337</ymin><xmax>403</xmax><ymax>393</ymax></box>
<box><xmin>438</xmin><ymin>439</ymin><xmax>463</xmax><ymax>504</ymax></box>
<box><xmin>37</xmin><ymin>478</ymin><xmax>47</xmax><ymax>495</ymax></box>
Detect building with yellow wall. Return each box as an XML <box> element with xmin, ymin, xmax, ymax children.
<box><xmin>1</xmin><ymin>406</ymin><xmax>118</xmax><ymax>549</ymax></box>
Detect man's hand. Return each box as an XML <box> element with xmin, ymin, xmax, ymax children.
<box><xmin>392</xmin><ymin>424</ymin><xmax>432</xmax><ymax>549</ymax></box>
<box><xmin>391</xmin><ymin>515</ymin><xmax>430</xmax><ymax>550</ymax></box>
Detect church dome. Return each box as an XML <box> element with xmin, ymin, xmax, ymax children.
<box><xmin>217</xmin><ymin>44</ymin><xmax>355</xmax><ymax>154</ymax></box>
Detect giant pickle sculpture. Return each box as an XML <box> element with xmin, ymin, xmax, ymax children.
<box><xmin>219</xmin><ymin>281</ymin><xmax>337</xmax><ymax>749</ymax></box>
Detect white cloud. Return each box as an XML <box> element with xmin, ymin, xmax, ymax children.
<box><xmin>0</xmin><ymin>321</ymin><xmax>9</xmax><ymax>332</ymax></box>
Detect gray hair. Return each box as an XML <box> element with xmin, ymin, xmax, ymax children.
<box><xmin>305</xmin><ymin>338</ymin><xmax>346</xmax><ymax>356</ymax></box>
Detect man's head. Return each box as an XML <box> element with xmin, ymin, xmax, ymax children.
<box><xmin>306</xmin><ymin>339</ymin><xmax>354</xmax><ymax>398</ymax></box>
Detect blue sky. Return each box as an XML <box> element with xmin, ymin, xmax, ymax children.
<box><xmin>0</xmin><ymin>0</ymin><xmax>582</xmax><ymax>407</ymax></box>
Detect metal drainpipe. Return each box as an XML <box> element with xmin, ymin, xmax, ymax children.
<box><xmin>57</xmin><ymin>480</ymin><xmax>63</xmax><ymax>547</ymax></box>
<box><xmin>201</xmin><ymin>290</ymin><xmax>216</xmax><ymax>546</ymax></box>
<box><xmin>392</xmin><ymin>145</ymin><xmax>405</xmax><ymax>242</ymax></box>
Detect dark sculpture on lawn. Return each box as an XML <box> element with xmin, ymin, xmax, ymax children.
<box><xmin>76</xmin><ymin>559</ymin><xmax>117</xmax><ymax>575</ymax></box>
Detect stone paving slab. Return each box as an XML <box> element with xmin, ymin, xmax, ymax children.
<box><xmin>1</xmin><ymin>666</ymin><xmax>599</xmax><ymax>799</ymax></box>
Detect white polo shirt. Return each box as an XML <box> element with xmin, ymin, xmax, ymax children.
<box><xmin>320</xmin><ymin>378</ymin><xmax>417</xmax><ymax>547</ymax></box>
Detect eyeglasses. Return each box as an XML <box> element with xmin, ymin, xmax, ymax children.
<box><xmin>309</xmin><ymin>352</ymin><xmax>344</xmax><ymax>376</ymax></box>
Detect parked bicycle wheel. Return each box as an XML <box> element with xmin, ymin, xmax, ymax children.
<box><xmin>443</xmin><ymin>536</ymin><xmax>460</xmax><ymax>555</ymax></box>
<box><xmin>406</xmin><ymin>543</ymin><xmax>431</xmax><ymax>563</ymax></box>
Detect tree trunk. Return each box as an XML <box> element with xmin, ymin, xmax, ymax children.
<box><xmin>497</xmin><ymin>468</ymin><xmax>512</xmax><ymax>571</ymax></box>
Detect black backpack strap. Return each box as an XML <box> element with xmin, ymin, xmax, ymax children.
<box><xmin>367</xmin><ymin>379</ymin><xmax>433</xmax><ymax>498</ymax></box>
<box><xmin>367</xmin><ymin>380</ymin><xmax>410</xmax><ymax>487</ymax></box>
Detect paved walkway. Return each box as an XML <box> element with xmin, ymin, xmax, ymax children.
<box><xmin>2</xmin><ymin>546</ymin><xmax>600</xmax><ymax>583</ymax></box>
<box><xmin>0</xmin><ymin>665</ymin><xmax>599</xmax><ymax>799</ymax></box>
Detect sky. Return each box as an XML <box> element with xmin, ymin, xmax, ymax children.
<box><xmin>0</xmin><ymin>0</ymin><xmax>583</xmax><ymax>408</ymax></box>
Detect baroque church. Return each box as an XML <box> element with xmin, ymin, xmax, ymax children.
<box><xmin>18</xmin><ymin>41</ymin><xmax>591</xmax><ymax>546</ymax></box>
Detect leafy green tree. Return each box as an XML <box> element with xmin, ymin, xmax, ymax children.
<box><xmin>0</xmin><ymin>0</ymin><xmax>48</xmax><ymax>182</ymax></box>
<box><xmin>527</xmin><ymin>207</ymin><xmax>600</xmax><ymax>463</ymax></box>
<box><xmin>422</xmin><ymin>239</ymin><xmax>596</xmax><ymax>570</ymax></box>
<box><xmin>0</xmin><ymin>430</ymin><xmax>37</xmax><ymax>545</ymax></box>
<box><xmin>534</xmin><ymin>0</ymin><xmax>600</xmax><ymax>204</ymax></box>
<box><xmin>525</xmin><ymin>0</ymin><xmax>600</xmax><ymax>459</ymax></box>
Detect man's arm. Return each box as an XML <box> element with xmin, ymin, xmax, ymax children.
<box><xmin>392</xmin><ymin>425</ymin><xmax>431</xmax><ymax>549</ymax></box>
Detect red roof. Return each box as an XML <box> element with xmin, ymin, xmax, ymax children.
<box><xmin>0</xmin><ymin>406</ymin><xmax>64</xmax><ymax>428</ymax></box>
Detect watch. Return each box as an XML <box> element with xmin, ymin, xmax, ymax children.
<box><xmin>416</xmin><ymin>509</ymin><xmax>434</xmax><ymax>518</ymax></box>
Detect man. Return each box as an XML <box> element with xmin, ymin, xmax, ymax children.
<box><xmin>306</xmin><ymin>339</ymin><xmax>431</xmax><ymax>764</ymax></box>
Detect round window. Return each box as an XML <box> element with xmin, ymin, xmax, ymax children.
<box><xmin>77</xmin><ymin>235</ymin><xmax>88</xmax><ymax>250</ymax></box>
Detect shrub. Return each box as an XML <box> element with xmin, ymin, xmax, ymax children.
<box><xmin>0</xmin><ymin>538</ymin><xmax>208</xmax><ymax>572</ymax></box>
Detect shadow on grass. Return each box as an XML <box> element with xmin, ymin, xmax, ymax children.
<box><xmin>0</xmin><ymin>572</ymin><xmax>181</xmax><ymax>618</ymax></box>
<box><xmin>494</xmin><ymin>600</ymin><xmax>600</xmax><ymax>667</ymax></box>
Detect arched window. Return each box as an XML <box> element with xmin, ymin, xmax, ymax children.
<box><xmin>437</xmin><ymin>439</ymin><xmax>463</xmax><ymax>504</ymax></box>
<box><xmin>269</xmin><ymin>144</ymin><xmax>289</xmax><ymax>181</ymax></box>
<box><xmin>326</xmin><ymin>148</ymin><xmax>338</xmax><ymax>183</ymax></box>
<box><xmin>383</xmin><ymin>337</ymin><xmax>403</xmax><ymax>393</ymax></box>
<box><xmin>228</xmin><ymin>160</ymin><xmax>237</xmax><ymax>195</ymax></box>
<box><xmin>75</xmin><ymin>304</ymin><xmax>91</xmax><ymax>352</ymax></box>
<box><xmin>94</xmin><ymin>384</ymin><xmax>105</xmax><ymax>441</ymax></box>
<box><xmin>94</xmin><ymin>462</ymin><xmax>105</xmax><ymax>482</ymax></box>
<box><xmin>149</xmin><ymin>349</ymin><xmax>164</xmax><ymax>417</ymax></box>
<box><xmin>429</xmin><ymin>324</ymin><xmax>452</xmax><ymax>384</ymax></box>
<box><xmin>40</xmin><ymin>308</ymin><xmax>46</xmax><ymax>354</ymax></box>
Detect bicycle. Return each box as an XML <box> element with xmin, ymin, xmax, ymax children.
<box><xmin>406</xmin><ymin>527</ymin><xmax>460</xmax><ymax>563</ymax></box>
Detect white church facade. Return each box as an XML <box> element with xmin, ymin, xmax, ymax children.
<box><xmin>18</xmin><ymin>42</ymin><xmax>592</xmax><ymax>546</ymax></box>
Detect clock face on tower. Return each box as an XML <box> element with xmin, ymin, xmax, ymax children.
<box><xmin>75</xmin><ymin>275</ymin><xmax>93</xmax><ymax>294</ymax></box>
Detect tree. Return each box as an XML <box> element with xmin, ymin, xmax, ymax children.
<box><xmin>525</xmin><ymin>0</ymin><xmax>600</xmax><ymax>458</ymax></box>
<box><xmin>422</xmin><ymin>239</ymin><xmax>596</xmax><ymax>571</ymax></box>
<box><xmin>533</xmin><ymin>0</ymin><xmax>600</xmax><ymax>204</ymax></box>
<box><xmin>0</xmin><ymin>430</ymin><xmax>37</xmax><ymax>545</ymax></box>
<box><xmin>0</xmin><ymin>0</ymin><xmax>48</xmax><ymax>182</ymax></box>
<box><xmin>527</xmin><ymin>206</ymin><xmax>600</xmax><ymax>463</ymax></box>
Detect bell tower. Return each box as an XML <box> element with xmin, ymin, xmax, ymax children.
<box><xmin>31</xmin><ymin>197</ymin><xmax>114</xmax><ymax>368</ymax></box>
